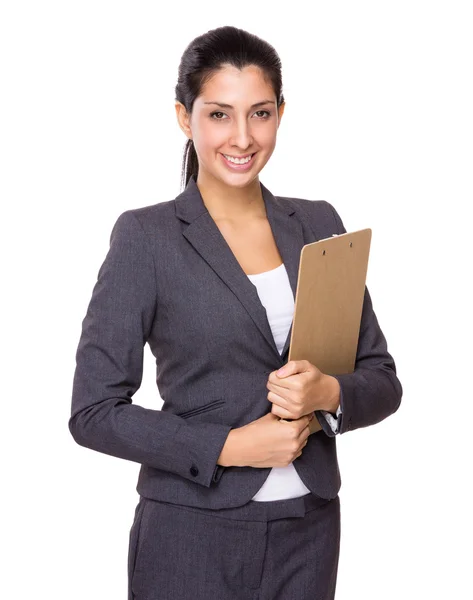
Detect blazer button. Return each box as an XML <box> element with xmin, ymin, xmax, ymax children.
<box><xmin>190</xmin><ymin>464</ymin><xmax>199</xmax><ymax>477</ymax></box>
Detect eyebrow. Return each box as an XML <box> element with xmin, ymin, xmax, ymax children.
<box><xmin>203</xmin><ymin>100</ymin><xmax>276</xmax><ymax>109</ymax></box>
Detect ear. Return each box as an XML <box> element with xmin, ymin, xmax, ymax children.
<box><xmin>277</xmin><ymin>101</ymin><xmax>286</xmax><ymax>128</ymax></box>
<box><xmin>175</xmin><ymin>102</ymin><xmax>192</xmax><ymax>140</ymax></box>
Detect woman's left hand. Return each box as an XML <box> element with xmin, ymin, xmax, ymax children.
<box><xmin>266</xmin><ymin>360</ymin><xmax>334</xmax><ymax>420</ymax></box>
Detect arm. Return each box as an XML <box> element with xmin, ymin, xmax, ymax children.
<box><xmin>69</xmin><ymin>211</ymin><xmax>231</xmax><ymax>487</ymax></box>
<box><xmin>314</xmin><ymin>203</ymin><xmax>403</xmax><ymax>436</ymax></box>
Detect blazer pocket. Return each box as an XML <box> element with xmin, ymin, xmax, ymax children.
<box><xmin>176</xmin><ymin>399</ymin><xmax>226</xmax><ymax>419</ymax></box>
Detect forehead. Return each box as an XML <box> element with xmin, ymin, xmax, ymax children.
<box><xmin>196</xmin><ymin>64</ymin><xmax>275</xmax><ymax>106</ymax></box>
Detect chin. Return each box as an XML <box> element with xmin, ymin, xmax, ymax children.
<box><xmin>220</xmin><ymin>173</ymin><xmax>260</xmax><ymax>188</ymax></box>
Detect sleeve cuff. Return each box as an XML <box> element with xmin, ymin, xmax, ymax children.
<box><xmin>173</xmin><ymin>421</ymin><xmax>232</xmax><ymax>487</ymax></box>
<box><xmin>319</xmin><ymin>407</ymin><xmax>341</xmax><ymax>434</ymax></box>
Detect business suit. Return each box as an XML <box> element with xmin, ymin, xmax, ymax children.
<box><xmin>69</xmin><ymin>174</ymin><xmax>402</xmax><ymax>598</ymax></box>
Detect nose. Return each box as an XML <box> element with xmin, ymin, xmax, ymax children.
<box><xmin>229</xmin><ymin>116</ymin><xmax>254</xmax><ymax>151</ymax></box>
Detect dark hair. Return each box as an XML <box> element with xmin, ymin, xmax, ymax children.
<box><xmin>174</xmin><ymin>26</ymin><xmax>285</xmax><ymax>190</ymax></box>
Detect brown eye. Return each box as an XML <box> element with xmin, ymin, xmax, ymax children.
<box><xmin>210</xmin><ymin>111</ymin><xmax>227</xmax><ymax>120</ymax></box>
<box><xmin>255</xmin><ymin>110</ymin><xmax>271</xmax><ymax>118</ymax></box>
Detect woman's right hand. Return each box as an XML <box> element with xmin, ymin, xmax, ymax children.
<box><xmin>230</xmin><ymin>412</ymin><xmax>313</xmax><ymax>468</ymax></box>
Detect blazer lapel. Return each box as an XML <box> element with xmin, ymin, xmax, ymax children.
<box><xmin>175</xmin><ymin>175</ymin><xmax>305</xmax><ymax>363</ymax></box>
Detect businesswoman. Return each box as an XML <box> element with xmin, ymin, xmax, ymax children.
<box><xmin>69</xmin><ymin>25</ymin><xmax>403</xmax><ymax>600</ymax></box>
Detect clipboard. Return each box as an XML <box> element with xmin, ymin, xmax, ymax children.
<box><xmin>286</xmin><ymin>228</ymin><xmax>372</xmax><ymax>433</ymax></box>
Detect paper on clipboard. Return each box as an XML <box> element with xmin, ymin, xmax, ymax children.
<box><xmin>287</xmin><ymin>228</ymin><xmax>372</xmax><ymax>433</ymax></box>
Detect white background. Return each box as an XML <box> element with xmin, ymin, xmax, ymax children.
<box><xmin>2</xmin><ymin>1</ymin><xmax>472</xmax><ymax>598</ymax></box>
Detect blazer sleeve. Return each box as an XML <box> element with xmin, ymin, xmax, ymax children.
<box><xmin>314</xmin><ymin>202</ymin><xmax>403</xmax><ymax>436</ymax></box>
<box><xmin>68</xmin><ymin>210</ymin><xmax>232</xmax><ymax>487</ymax></box>
<box><xmin>319</xmin><ymin>406</ymin><xmax>342</xmax><ymax>434</ymax></box>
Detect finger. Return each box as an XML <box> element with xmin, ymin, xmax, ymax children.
<box><xmin>270</xmin><ymin>399</ymin><xmax>293</xmax><ymax>419</ymax></box>
<box><xmin>267</xmin><ymin>377</ymin><xmax>294</xmax><ymax>393</ymax></box>
<box><xmin>296</xmin><ymin>438</ymin><xmax>308</xmax><ymax>456</ymax></box>
<box><xmin>303</xmin><ymin>413</ymin><xmax>313</xmax><ymax>428</ymax></box>
<box><xmin>267</xmin><ymin>389</ymin><xmax>288</xmax><ymax>405</ymax></box>
<box><xmin>268</xmin><ymin>371</ymin><xmax>296</xmax><ymax>390</ymax></box>
<box><xmin>268</xmin><ymin>392</ymin><xmax>297</xmax><ymax>416</ymax></box>
<box><xmin>275</xmin><ymin>362</ymin><xmax>293</xmax><ymax>378</ymax></box>
<box><xmin>297</xmin><ymin>419</ymin><xmax>312</xmax><ymax>440</ymax></box>
<box><xmin>276</xmin><ymin>360</ymin><xmax>309</xmax><ymax>379</ymax></box>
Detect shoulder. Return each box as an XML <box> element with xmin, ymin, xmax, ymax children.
<box><xmin>125</xmin><ymin>199</ymin><xmax>176</xmax><ymax>230</ymax></box>
<box><xmin>109</xmin><ymin>199</ymin><xmax>176</xmax><ymax>240</ymax></box>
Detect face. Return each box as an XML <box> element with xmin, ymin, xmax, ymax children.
<box><xmin>175</xmin><ymin>64</ymin><xmax>285</xmax><ymax>189</ymax></box>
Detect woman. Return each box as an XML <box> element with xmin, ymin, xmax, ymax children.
<box><xmin>69</xmin><ymin>25</ymin><xmax>403</xmax><ymax>599</ymax></box>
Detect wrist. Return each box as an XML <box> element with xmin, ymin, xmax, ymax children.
<box><xmin>217</xmin><ymin>428</ymin><xmax>241</xmax><ymax>467</ymax></box>
<box><xmin>321</xmin><ymin>375</ymin><xmax>341</xmax><ymax>414</ymax></box>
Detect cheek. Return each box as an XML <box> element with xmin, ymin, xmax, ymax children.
<box><xmin>258</xmin><ymin>127</ymin><xmax>278</xmax><ymax>150</ymax></box>
<box><xmin>194</xmin><ymin>123</ymin><xmax>227</xmax><ymax>153</ymax></box>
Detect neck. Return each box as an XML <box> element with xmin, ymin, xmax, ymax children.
<box><xmin>196</xmin><ymin>172</ymin><xmax>266</xmax><ymax>223</ymax></box>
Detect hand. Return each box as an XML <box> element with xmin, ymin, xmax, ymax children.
<box><xmin>266</xmin><ymin>359</ymin><xmax>336</xmax><ymax>420</ymax></box>
<box><xmin>230</xmin><ymin>412</ymin><xmax>314</xmax><ymax>468</ymax></box>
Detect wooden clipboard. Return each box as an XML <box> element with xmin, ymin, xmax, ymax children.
<box><xmin>285</xmin><ymin>228</ymin><xmax>372</xmax><ymax>433</ymax></box>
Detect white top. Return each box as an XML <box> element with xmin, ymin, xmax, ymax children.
<box><xmin>247</xmin><ymin>263</ymin><xmax>341</xmax><ymax>501</ymax></box>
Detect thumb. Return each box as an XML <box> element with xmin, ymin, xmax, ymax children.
<box><xmin>304</xmin><ymin>413</ymin><xmax>315</xmax><ymax>428</ymax></box>
<box><xmin>276</xmin><ymin>361</ymin><xmax>296</xmax><ymax>378</ymax></box>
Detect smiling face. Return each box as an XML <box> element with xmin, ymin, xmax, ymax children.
<box><xmin>175</xmin><ymin>64</ymin><xmax>285</xmax><ymax>190</ymax></box>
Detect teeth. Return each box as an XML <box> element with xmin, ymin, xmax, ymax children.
<box><xmin>223</xmin><ymin>153</ymin><xmax>253</xmax><ymax>164</ymax></box>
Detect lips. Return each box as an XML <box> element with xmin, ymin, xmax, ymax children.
<box><xmin>220</xmin><ymin>152</ymin><xmax>257</xmax><ymax>170</ymax></box>
<box><xmin>222</xmin><ymin>152</ymin><xmax>255</xmax><ymax>160</ymax></box>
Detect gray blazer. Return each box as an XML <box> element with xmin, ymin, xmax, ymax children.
<box><xmin>69</xmin><ymin>174</ymin><xmax>403</xmax><ymax>510</ymax></box>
